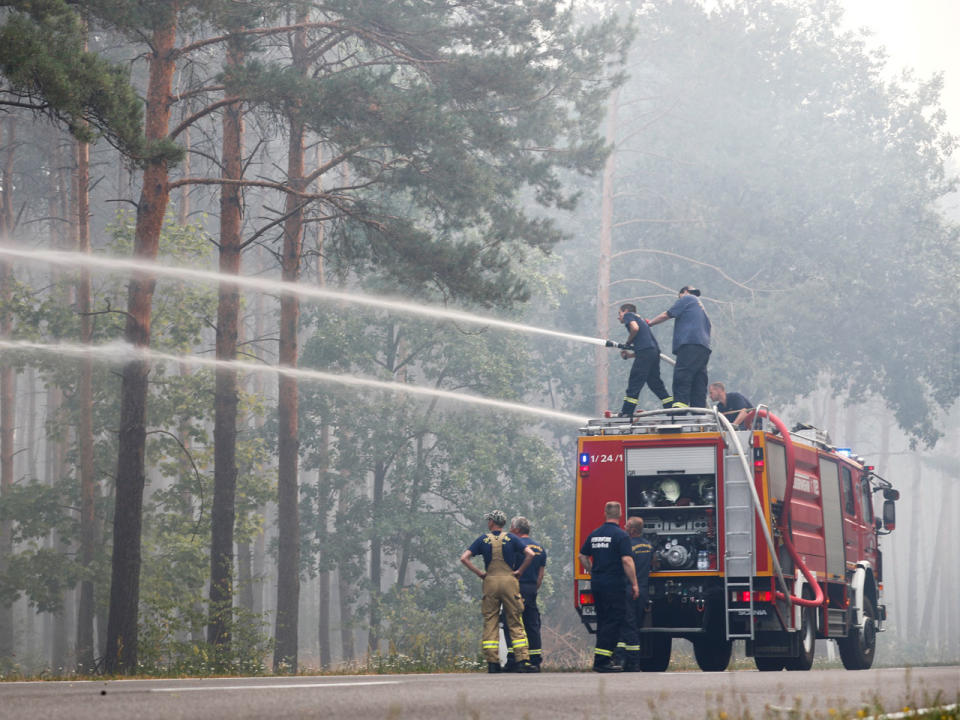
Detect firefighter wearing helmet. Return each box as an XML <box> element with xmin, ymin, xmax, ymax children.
<box><xmin>460</xmin><ymin>510</ymin><xmax>538</xmax><ymax>673</ymax></box>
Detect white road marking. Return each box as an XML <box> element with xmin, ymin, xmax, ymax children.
<box><xmin>150</xmin><ymin>680</ymin><xmax>401</xmax><ymax>693</ymax></box>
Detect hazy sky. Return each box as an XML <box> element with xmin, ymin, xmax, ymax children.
<box><xmin>841</xmin><ymin>0</ymin><xmax>960</xmax><ymax>136</ymax></box>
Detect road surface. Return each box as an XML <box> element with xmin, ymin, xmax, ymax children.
<box><xmin>1</xmin><ymin>666</ymin><xmax>957</xmax><ymax>720</ymax></box>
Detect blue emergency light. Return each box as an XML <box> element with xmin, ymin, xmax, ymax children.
<box><xmin>579</xmin><ymin>452</ymin><xmax>590</xmax><ymax>474</ymax></box>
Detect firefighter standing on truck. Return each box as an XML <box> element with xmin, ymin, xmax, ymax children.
<box><xmin>647</xmin><ymin>286</ymin><xmax>712</xmax><ymax>409</ymax></box>
<box><xmin>578</xmin><ymin>501</ymin><xmax>639</xmax><ymax>673</ymax></box>
<box><xmin>616</xmin><ymin>303</ymin><xmax>673</xmax><ymax>416</ymax></box>
<box><xmin>502</xmin><ymin>516</ymin><xmax>547</xmax><ymax>671</ymax></box>
<box><xmin>460</xmin><ymin>510</ymin><xmax>537</xmax><ymax>673</ymax></box>
<box><xmin>617</xmin><ymin>516</ymin><xmax>655</xmax><ymax>671</ymax></box>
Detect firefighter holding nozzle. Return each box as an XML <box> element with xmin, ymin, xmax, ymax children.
<box><xmin>614</xmin><ymin>303</ymin><xmax>673</xmax><ymax>416</ymax></box>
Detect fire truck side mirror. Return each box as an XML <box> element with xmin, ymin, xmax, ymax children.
<box><xmin>883</xmin><ymin>488</ymin><xmax>900</xmax><ymax>501</ymax></box>
<box><xmin>882</xmin><ymin>499</ymin><xmax>896</xmax><ymax>532</ymax></box>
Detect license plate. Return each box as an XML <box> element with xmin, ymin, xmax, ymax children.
<box><xmin>581</xmin><ymin>606</ymin><xmax>596</xmax><ymax>616</ymax></box>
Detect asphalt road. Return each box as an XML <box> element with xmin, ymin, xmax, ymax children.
<box><xmin>1</xmin><ymin>666</ymin><xmax>957</xmax><ymax>720</ymax></box>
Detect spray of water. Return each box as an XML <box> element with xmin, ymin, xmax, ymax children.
<box><xmin>0</xmin><ymin>247</ymin><xmax>609</xmax><ymax>347</ymax></box>
<box><xmin>0</xmin><ymin>339</ymin><xmax>590</xmax><ymax>426</ymax></box>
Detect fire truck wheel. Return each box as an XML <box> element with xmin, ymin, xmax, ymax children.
<box><xmin>754</xmin><ymin>657</ymin><xmax>785</xmax><ymax>671</ymax></box>
<box><xmin>639</xmin><ymin>635</ymin><xmax>672</xmax><ymax>672</ymax></box>
<box><xmin>693</xmin><ymin>636</ymin><xmax>732</xmax><ymax>672</ymax></box>
<box><xmin>838</xmin><ymin>595</ymin><xmax>877</xmax><ymax>670</ymax></box>
<box><xmin>784</xmin><ymin>605</ymin><xmax>815</xmax><ymax>671</ymax></box>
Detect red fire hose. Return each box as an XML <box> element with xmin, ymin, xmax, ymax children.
<box><xmin>741</xmin><ymin>408</ymin><xmax>824</xmax><ymax>608</ymax></box>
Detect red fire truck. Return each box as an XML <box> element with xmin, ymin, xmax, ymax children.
<box><xmin>574</xmin><ymin>407</ymin><xmax>898</xmax><ymax>671</ymax></box>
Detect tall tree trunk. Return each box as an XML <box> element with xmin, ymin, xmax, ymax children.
<box><xmin>273</xmin><ymin>17</ymin><xmax>307</xmax><ymax>672</ymax></box>
<box><xmin>178</xmin><ymin>126</ymin><xmax>190</xmax><ymax>225</ymax></box>
<box><xmin>368</xmin><ymin>460</ymin><xmax>385</xmax><ymax>655</ymax></box>
<box><xmin>919</xmin><ymin>475</ymin><xmax>949</xmax><ymax>640</ymax></box>
<box><xmin>0</xmin><ymin>117</ymin><xmax>17</xmax><ymax>660</ymax></box>
<box><xmin>50</xmin><ymin>388</ymin><xmax>69</xmax><ymax>671</ymax></box>
<box><xmin>313</xmin><ymin>186</ymin><xmax>330</xmax><ymax>667</ymax></box>
<box><xmin>316</xmin><ymin>430</ymin><xmax>331</xmax><ymax>668</ymax></box>
<box><xmin>396</xmin><ymin>434</ymin><xmax>430</xmax><ymax>588</ymax></box>
<box><xmin>594</xmin><ymin>87</ymin><xmax>619</xmax><ymax>416</ymax></box>
<box><xmin>209</xmin><ymin>36</ymin><xmax>245</xmax><ymax>650</ymax></box>
<box><xmin>251</xmin><ymin>288</ymin><xmax>267</xmax><ymax>618</ymax></box>
<box><xmin>337</xmin><ymin>569</ymin><xmax>354</xmax><ymax>663</ymax></box>
<box><xmin>75</xmin><ymin>131</ymin><xmax>97</xmax><ymax>672</ymax></box>
<box><xmin>906</xmin><ymin>453</ymin><xmax>922</xmax><ymax>639</ymax></box>
<box><xmin>105</xmin><ymin>11</ymin><xmax>179</xmax><ymax>674</ymax></box>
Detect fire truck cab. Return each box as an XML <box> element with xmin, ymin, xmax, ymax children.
<box><xmin>574</xmin><ymin>407</ymin><xmax>898</xmax><ymax>672</ymax></box>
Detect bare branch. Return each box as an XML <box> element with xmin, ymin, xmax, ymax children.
<box><xmin>610</xmin><ymin>248</ymin><xmax>756</xmax><ymax>296</ymax></box>
<box><xmin>169</xmin><ymin>97</ymin><xmax>242</xmax><ymax>140</ymax></box>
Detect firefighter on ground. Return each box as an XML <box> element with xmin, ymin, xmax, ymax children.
<box><xmin>616</xmin><ymin>516</ymin><xmax>655</xmax><ymax>671</ymax></box>
<box><xmin>708</xmin><ymin>382</ymin><xmax>753</xmax><ymax>429</ymax></box>
<box><xmin>460</xmin><ymin>510</ymin><xmax>538</xmax><ymax>673</ymax></box>
<box><xmin>578</xmin><ymin>501</ymin><xmax>639</xmax><ymax>673</ymax></box>
<box><xmin>502</xmin><ymin>516</ymin><xmax>547</xmax><ymax>671</ymax></box>
<box><xmin>648</xmin><ymin>286</ymin><xmax>712</xmax><ymax>409</ymax></box>
<box><xmin>616</xmin><ymin>303</ymin><xmax>673</xmax><ymax>416</ymax></box>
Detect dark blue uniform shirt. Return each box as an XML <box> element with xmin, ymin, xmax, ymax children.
<box><xmin>630</xmin><ymin>536</ymin><xmax>655</xmax><ymax>596</ymax></box>
<box><xmin>516</xmin><ymin>536</ymin><xmax>547</xmax><ymax>588</ymax></box>
<box><xmin>622</xmin><ymin>312</ymin><xmax>659</xmax><ymax>352</ymax></box>
<box><xmin>467</xmin><ymin>530</ymin><xmax>527</xmax><ymax>570</ymax></box>
<box><xmin>580</xmin><ymin>522</ymin><xmax>633</xmax><ymax>590</ymax></box>
<box><xmin>717</xmin><ymin>392</ymin><xmax>752</xmax><ymax>424</ymax></box>
<box><xmin>666</xmin><ymin>294</ymin><xmax>712</xmax><ymax>353</ymax></box>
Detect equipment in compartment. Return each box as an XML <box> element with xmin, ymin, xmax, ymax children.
<box><xmin>627</xmin><ymin>472</ymin><xmax>718</xmax><ymax>571</ymax></box>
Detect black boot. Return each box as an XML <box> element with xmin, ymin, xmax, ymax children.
<box><xmin>518</xmin><ymin>660</ymin><xmax>540</xmax><ymax>673</ymax></box>
<box><xmin>487</xmin><ymin>662</ymin><xmax>502</xmax><ymax>673</ymax></box>
<box><xmin>593</xmin><ymin>660</ymin><xmax>623</xmax><ymax>673</ymax></box>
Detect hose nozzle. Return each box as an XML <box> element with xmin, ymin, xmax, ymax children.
<box><xmin>604</xmin><ymin>339</ymin><xmax>628</xmax><ymax>349</ymax></box>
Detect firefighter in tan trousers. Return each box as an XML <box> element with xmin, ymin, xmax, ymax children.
<box><xmin>461</xmin><ymin>510</ymin><xmax>538</xmax><ymax>673</ymax></box>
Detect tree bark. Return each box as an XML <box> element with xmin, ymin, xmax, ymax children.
<box><xmin>316</xmin><ymin>429</ymin><xmax>331</xmax><ymax>667</ymax></box>
<box><xmin>368</xmin><ymin>460</ymin><xmax>385</xmax><ymax>654</ymax></box>
<box><xmin>75</xmin><ymin>130</ymin><xmax>97</xmax><ymax>672</ymax></box>
<box><xmin>105</xmin><ymin>11</ymin><xmax>179</xmax><ymax>675</ymax></box>
<box><xmin>208</xmin><ymin>35</ymin><xmax>245</xmax><ymax>650</ymax></box>
<box><xmin>0</xmin><ymin>118</ymin><xmax>16</xmax><ymax>660</ymax></box>
<box><xmin>594</xmin><ymin>87</ymin><xmax>619</xmax><ymax>415</ymax></box>
<box><xmin>273</xmin><ymin>17</ymin><xmax>307</xmax><ymax>673</ymax></box>
<box><xmin>906</xmin><ymin>453</ymin><xmax>922</xmax><ymax>640</ymax></box>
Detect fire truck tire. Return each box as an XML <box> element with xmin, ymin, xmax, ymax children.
<box><xmin>838</xmin><ymin>595</ymin><xmax>877</xmax><ymax>670</ymax></box>
<box><xmin>693</xmin><ymin>636</ymin><xmax>732</xmax><ymax>672</ymax></box>
<box><xmin>640</xmin><ymin>635</ymin><xmax>672</xmax><ymax>672</ymax></box>
<box><xmin>754</xmin><ymin>657</ymin><xmax>785</xmax><ymax>671</ymax></box>
<box><xmin>784</xmin><ymin>605</ymin><xmax>815</xmax><ymax>671</ymax></box>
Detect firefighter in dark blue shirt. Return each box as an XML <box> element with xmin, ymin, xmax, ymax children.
<box><xmin>648</xmin><ymin>286</ymin><xmax>712</xmax><ymax>409</ymax></box>
<box><xmin>616</xmin><ymin>303</ymin><xmax>673</xmax><ymax>416</ymax></box>
<box><xmin>502</xmin><ymin>516</ymin><xmax>547</xmax><ymax>671</ymax></box>
<box><xmin>578</xmin><ymin>501</ymin><xmax>639</xmax><ymax>672</ymax></box>
<box><xmin>617</xmin><ymin>516</ymin><xmax>655</xmax><ymax>671</ymax></box>
<box><xmin>709</xmin><ymin>382</ymin><xmax>753</xmax><ymax>430</ymax></box>
<box><xmin>460</xmin><ymin>510</ymin><xmax>537</xmax><ymax>673</ymax></box>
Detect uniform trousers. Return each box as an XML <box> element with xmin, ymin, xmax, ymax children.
<box><xmin>593</xmin><ymin>583</ymin><xmax>627</xmax><ymax>666</ymax></box>
<box><xmin>619</xmin><ymin>588</ymin><xmax>649</xmax><ymax>668</ymax></box>
<box><xmin>482</xmin><ymin>573</ymin><xmax>529</xmax><ymax>663</ymax></box>
<box><xmin>504</xmin><ymin>584</ymin><xmax>542</xmax><ymax>666</ymax></box>
<box><xmin>620</xmin><ymin>347</ymin><xmax>671</xmax><ymax>415</ymax></box>
<box><xmin>672</xmin><ymin>344</ymin><xmax>711</xmax><ymax>408</ymax></box>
